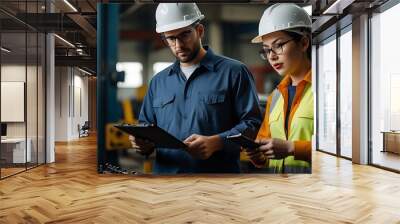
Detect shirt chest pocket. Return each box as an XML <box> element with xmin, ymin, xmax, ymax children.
<box><xmin>293</xmin><ymin>105</ymin><xmax>314</xmax><ymax>121</ymax></box>
<box><xmin>152</xmin><ymin>95</ymin><xmax>175</xmax><ymax>124</ymax></box>
<box><xmin>198</xmin><ymin>91</ymin><xmax>228</xmax><ymax>123</ymax></box>
<box><xmin>153</xmin><ymin>94</ymin><xmax>175</xmax><ymax>108</ymax></box>
<box><xmin>268</xmin><ymin>110</ymin><xmax>286</xmax><ymax>139</ymax></box>
<box><xmin>291</xmin><ymin>106</ymin><xmax>314</xmax><ymax>135</ymax></box>
<box><xmin>268</xmin><ymin>110</ymin><xmax>281</xmax><ymax>125</ymax></box>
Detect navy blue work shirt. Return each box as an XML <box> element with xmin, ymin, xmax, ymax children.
<box><xmin>138</xmin><ymin>47</ymin><xmax>262</xmax><ymax>174</ymax></box>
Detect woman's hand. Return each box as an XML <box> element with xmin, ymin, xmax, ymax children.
<box><xmin>257</xmin><ymin>138</ymin><xmax>294</xmax><ymax>159</ymax></box>
<box><xmin>244</xmin><ymin>147</ymin><xmax>267</xmax><ymax>168</ymax></box>
<box><xmin>244</xmin><ymin>138</ymin><xmax>294</xmax><ymax>168</ymax></box>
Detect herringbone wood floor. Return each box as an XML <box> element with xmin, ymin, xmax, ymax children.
<box><xmin>0</xmin><ymin>135</ymin><xmax>400</xmax><ymax>224</ymax></box>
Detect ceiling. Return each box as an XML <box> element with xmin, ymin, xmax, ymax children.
<box><xmin>0</xmin><ymin>0</ymin><xmax>97</xmax><ymax>73</ymax></box>
<box><xmin>0</xmin><ymin>0</ymin><xmax>393</xmax><ymax>75</ymax></box>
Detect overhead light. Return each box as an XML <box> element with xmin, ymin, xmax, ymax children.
<box><xmin>323</xmin><ymin>0</ymin><xmax>354</xmax><ymax>15</ymax></box>
<box><xmin>76</xmin><ymin>48</ymin><xmax>87</xmax><ymax>56</ymax></box>
<box><xmin>54</xmin><ymin>34</ymin><xmax>75</xmax><ymax>48</ymax></box>
<box><xmin>78</xmin><ymin>67</ymin><xmax>93</xmax><ymax>76</ymax></box>
<box><xmin>1</xmin><ymin>47</ymin><xmax>11</xmax><ymax>53</ymax></box>
<box><xmin>323</xmin><ymin>0</ymin><xmax>341</xmax><ymax>14</ymax></box>
<box><xmin>63</xmin><ymin>0</ymin><xmax>78</xmax><ymax>12</ymax></box>
<box><xmin>303</xmin><ymin>5</ymin><xmax>312</xmax><ymax>16</ymax></box>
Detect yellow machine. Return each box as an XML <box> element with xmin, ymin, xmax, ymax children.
<box><xmin>104</xmin><ymin>85</ymin><xmax>152</xmax><ymax>173</ymax></box>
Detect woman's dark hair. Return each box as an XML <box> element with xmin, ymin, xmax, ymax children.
<box><xmin>283</xmin><ymin>29</ymin><xmax>311</xmax><ymax>59</ymax></box>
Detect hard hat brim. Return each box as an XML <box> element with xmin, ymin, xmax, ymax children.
<box><xmin>251</xmin><ymin>35</ymin><xmax>263</xmax><ymax>44</ymax></box>
<box><xmin>251</xmin><ymin>25</ymin><xmax>311</xmax><ymax>44</ymax></box>
<box><xmin>156</xmin><ymin>15</ymin><xmax>204</xmax><ymax>33</ymax></box>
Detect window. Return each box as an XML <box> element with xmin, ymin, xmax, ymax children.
<box><xmin>116</xmin><ymin>62</ymin><xmax>143</xmax><ymax>88</ymax></box>
<box><xmin>339</xmin><ymin>27</ymin><xmax>352</xmax><ymax>158</ymax></box>
<box><xmin>0</xmin><ymin>1</ymin><xmax>47</xmax><ymax>179</ymax></box>
<box><xmin>317</xmin><ymin>35</ymin><xmax>337</xmax><ymax>154</ymax></box>
<box><xmin>370</xmin><ymin>2</ymin><xmax>400</xmax><ymax>171</ymax></box>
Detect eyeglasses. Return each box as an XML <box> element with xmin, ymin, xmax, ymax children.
<box><xmin>259</xmin><ymin>39</ymin><xmax>294</xmax><ymax>60</ymax></box>
<box><xmin>162</xmin><ymin>29</ymin><xmax>194</xmax><ymax>47</ymax></box>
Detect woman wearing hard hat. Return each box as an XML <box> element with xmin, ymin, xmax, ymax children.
<box><xmin>245</xmin><ymin>3</ymin><xmax>313</xmax><ymax>173</ymax></box>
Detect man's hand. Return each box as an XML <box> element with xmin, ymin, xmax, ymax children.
<box><xmin>129</xmin><ymin>135</ymin><xmax>155</xmax><ymax>156</ymax></box>
<box><xmin>183</xmin><ymin>134</ymin><xmax>223</xmax><ymax>160</ymax></box>
<box><xmin>257</xmin><ymin>138</ymin><xmax>294</xmax><ymax>159</ymax></box>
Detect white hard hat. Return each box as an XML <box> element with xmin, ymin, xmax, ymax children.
<box><xmin>155</xmin><ymin>3</ymin><xmax>205</xmax><ymax>33</ymax></box>
<box><xmin>251</xmin><ymin>3</ymin><xmax>312</xmax><ymax>43</ymax></box>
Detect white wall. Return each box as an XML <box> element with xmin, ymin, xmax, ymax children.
<box><xmin>55</xmin><ymin>67</ymin><xmax>89</xmax><ymax>141</ymax></box>
<box><xmin>72</xmin><ymin>73</ymin><xmax>89</xmax><ymax>138</ymax></box>
<box><xmin>55</xmin><ymin>66</ymin><xmax>68</xmax><ymax>141</ymax></box>
<box><xmin>1</xmin><ymin>65</ymin><xmax>26</xmax><ymax>81</ymax></box>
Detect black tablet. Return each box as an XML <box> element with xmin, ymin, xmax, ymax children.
<box><xmin>114</xmin><ymin>124</ymin><xmax>187</xmax><ymax>149</ymax></box>
<box><xmin>226</xmin><ymin>133</ymin><xmax>260</xmax><ymax>150</ymax></box>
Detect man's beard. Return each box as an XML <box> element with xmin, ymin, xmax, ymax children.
<box><xmin>175</xmin><ymin>42</ymin><xmax>201</xmax><ymax>63</ymax></box>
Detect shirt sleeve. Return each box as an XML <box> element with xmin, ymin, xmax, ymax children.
<box><xmin>293</xmin><ymin>140</ymin><xmax>312</xmax><ymax>162</ymax></box>
<box><xmin>248</xmin><ymin>93</ymin><xmax>272</xmax><ymax>167</ymax></box>
<box><xmin>218</xmin><ymin>65</ymin><xmax>262</xmax><ymax>147</ymax></box>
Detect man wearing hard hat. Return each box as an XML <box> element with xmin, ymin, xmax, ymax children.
<box><xmin>130</xmin><ymin>3</ymin><xmax>262</xmax><ymax>174</ymax></box>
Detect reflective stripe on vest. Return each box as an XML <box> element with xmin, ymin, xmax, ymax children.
<box><xmin>267</xmin><ymin>83</ymin><xmax>313</xmax><ymax>173</ymax></box>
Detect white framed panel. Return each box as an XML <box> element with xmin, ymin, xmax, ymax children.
<box><xmin>1</xmin><ymin>81</ymin><xmax>25</xmax><ymax>122</ymax></box>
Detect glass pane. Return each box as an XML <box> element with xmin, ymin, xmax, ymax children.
<box><xmin>27</xmin><ymin>31</ymin><xmax>38</xmax><ymax>169</ymax></box>
<box><xmin>1</xmin><ymin>30</ymin><xmax>27</xmax><ymax>177</ymax></box>
<box><xmin>38</xmin><ymin>32</ymin><xmax>45</xmax><ymax>165</ymax></box>
<box><xmin>371</xmin><ymin>3</ymin><xmax>400</xmax><ymax>171</ymax></box>
<box><xmin>317</xmin><ymin>36</ymin><xmax>337</xmax><ymax>154</ymax></box>
<box><xmin>0</xmin><ymin>1</ymin><xmax>26</xmax><ymax>32</ymax></box>
<box><xmin>339</xmin><ymin>28</ymin><xmax>352</xmax><ymax>158</ymax></box>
